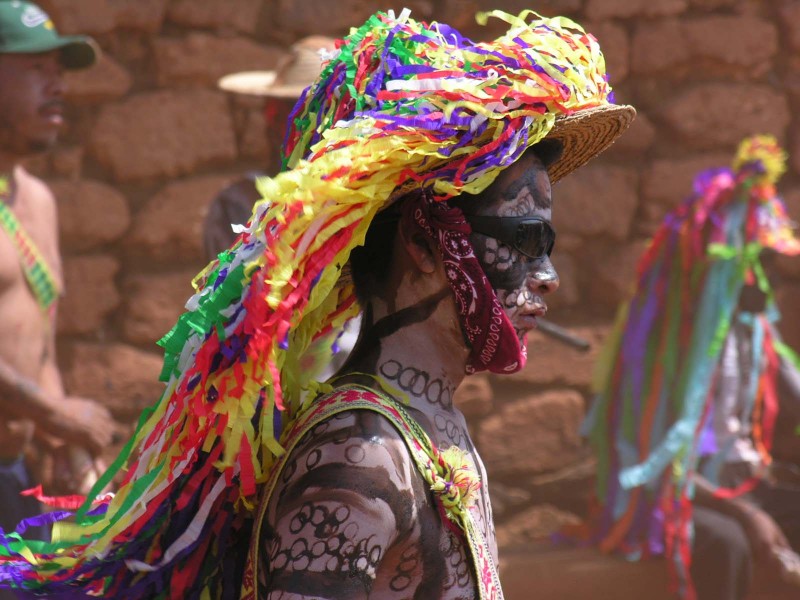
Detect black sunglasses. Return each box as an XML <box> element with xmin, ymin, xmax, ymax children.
<box><xmin>465</xmin><ymin>215</ymin><xmax>556</xmax><ymax>259</ymax></box>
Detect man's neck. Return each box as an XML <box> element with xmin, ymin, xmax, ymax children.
<box><xmin>343</xmin><ymin>297</ymin><xmax>469</xmax><ymax>416</ymax></box>
<box><xmin>0</xmin><ymin>152</ymin><xmax>19</xmax><ymax>200</ymax></box>
<box><xmin>0</xmin><ymin>160</ymin><xmax>18</xmax><ymax>206</ymax></box>
<box><xmin>0</xmin><ymin>149</ymin><xmax>19</xmax><ymax>174</ymax></box>
<box><xmin>375</xmin><ymin>334</ymin><xmax>465</xmax><ymax>415</ymax></box>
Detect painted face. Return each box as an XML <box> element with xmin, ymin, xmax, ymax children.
<box><xmin>0</xmin><ymin>52</ymin><xmax>66</xmax><ymax>155</ymax></box>
<box><xmin>467</xmin><ymin>152</ymin><xmax>560</xmax><ymax>342</ymax></box>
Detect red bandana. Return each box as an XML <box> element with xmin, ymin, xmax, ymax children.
<box><xmin>401</xmin><ymin>194</ymin><xmax>526</xmax><ymax>374</ymax></box>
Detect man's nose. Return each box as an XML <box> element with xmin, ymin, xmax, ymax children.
<box><xmin>50</xmin><ymin>73</ymin><xmax>66</xmax><ymax>96</ymax></box>
<box><xmin>526</xmin><ymin>256</ymin><xmax>560</xmax><ymax>295</ymax></box>
<box><xmin>46</xmin><ymin>61</ymin><xmax>66</xmax><ymax>96</ymax></box>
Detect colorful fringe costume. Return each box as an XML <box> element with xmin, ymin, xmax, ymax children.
<box><xmin>0</xmin><ymin>10</ymin><xmax>628</xmax><ymax>598</ymax></box>
<box><xmin>583</xmin><ymin>136</ymin><xmax>800</xmax><ymax>598</ymax></box>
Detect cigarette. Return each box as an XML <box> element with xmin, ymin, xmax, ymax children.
<box><xmin>535</xmin><ymin>318</ymin><xmax>591</xmax><ymax>352</ymax></box>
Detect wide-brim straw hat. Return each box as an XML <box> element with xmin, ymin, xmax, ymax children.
<box><xmin>545</xmin><ymin>104</ymin><xmax>635</xmax><ymax>184</ymax></box>
<box><xmin>217</xmin><ymin>33</ymin><xmax>633</xmax><ymax>183</ymax></box>
<box><xmin>218</xmin><ymin>35</ymin><xmax>337</xmax><ymax>99</ymax></box>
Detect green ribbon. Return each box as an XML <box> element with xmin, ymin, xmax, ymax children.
<box><xmin>157</xmin><ymin>262</ymin><xmax>246</xmax><ymax>382</ymax></box>
<box><xmin>707</xmin><ymin>241</ymin><xmax>771</xmax><ymax>294</ymax></box>
<box><xmin>707</xmin><ymin>241</ymin><xmax>773</xmax><ymax>358</ymax></box>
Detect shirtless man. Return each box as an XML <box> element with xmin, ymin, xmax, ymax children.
<box><xmin>241</xmin><ymin>13</ymin><xmax>634</xmax><ymax>599</ymax></box>
<box><xmin>0</xmin><ymin>0</ymin><xmax>114</xmax><ymax>550</ymax></box>
<box><xmin>255</xmin><ymin>148</ymin><xmax>563</xmax><ymax>598</ymax></box>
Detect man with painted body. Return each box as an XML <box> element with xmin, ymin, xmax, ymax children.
<box><xmin>228</xmin><ymin>10</ymin><xmax>637</xmax><ymax>600</ymax></box>
<box><xmin>256</xmin><ymin>148</ymin><xmax>561</xmax><ymax>598</ymax></box>
<box><xmin>0</xmin><ymin>0</ymin><xmax>114</xmax><ymax>558</ymax></box>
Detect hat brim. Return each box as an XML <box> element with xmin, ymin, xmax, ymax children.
<box><xmin>5</xmin><ymin>34</ymin><xmax>98</xmax><ymax>69</ymax></box>
<box><xmin>545</xmin><ymin>104</ymin><xmax>636</xmax><ymax>184</ymax></box>
<box><xmin>58</xmin><ymin>36</ymin><xmax>98</xmax><ymax>70</ymax></box>
<box><xmin>218</xmin><ymin>71</ymin><xmax>305</xmax><ymax>99</ymax></box>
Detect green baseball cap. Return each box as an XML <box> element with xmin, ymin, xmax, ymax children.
<box><xmin>0</xmin><ymin>1</ymin><xmax>97</xmax><ymax>69</ymax></box>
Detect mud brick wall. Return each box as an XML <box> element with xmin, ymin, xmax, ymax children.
<box><xmin>30</xmin><ymin>0</ymin><xmax>800</xmax><ymax>551</ymax></box>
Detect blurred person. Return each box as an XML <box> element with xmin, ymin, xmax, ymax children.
<box><xmin>0</xmin><ymin>10</ymin><xmax>633</xmax><ymax>599</ymax></box>
<box><xmin>0</xmin><ymin>0</ymin><xmax>115</xmax><ymax>565</ymax></box>
<box><xmin>211</xmin><ymin>36</ymin><xmax>360</xmax><ymax>377</ymax></box>
<box><xmin>205</xmin><ymin>36</ymin><xmax>337</xmax><ymax>261</ymax></box>
<box><xmin>582</xmin><ymin>136</ymin><xmax>800</xmax><ymax>600</ymax></box>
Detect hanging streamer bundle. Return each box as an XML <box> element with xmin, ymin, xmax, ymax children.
<box><xmin>582</xmin><ymin>135</ymin><xmax>800</xmax><ymax>598</ymax></box>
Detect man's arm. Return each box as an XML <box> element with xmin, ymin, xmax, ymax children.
<box><xmin>259</xmin><ymin>411</ymin><xmax>423</xmax><ymax>599</ymax></box>
<box><xmin>0</xmin><ymin>354</ymin><xmax>114</xmax><ymax>453</ymax></box>
<box><xmin>693</xmin><ymin>473</ymin><xmax>789</xmax><ymax>567</ymax></box>
<box><xmin>0</xmin><ymin>354</ymin><xmax>59</xmax><ymax>421</ymax></box>
<box><xmin>27</xmin><ymin>180</ymin><xmax>116</xmax><ymax>454</ymax></box>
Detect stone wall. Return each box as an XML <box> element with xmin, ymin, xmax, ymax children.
<box><xmin>34</xmin><ymin>0</ymin><xmax>800</xmax><ymax>551</ymax></box>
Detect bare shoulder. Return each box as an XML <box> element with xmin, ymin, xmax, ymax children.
<box><xmin>10</xmin><ymin>167</ymin><xmax>63</xmax><ymax>282</ymax></box>
<box><xmin>269</xmin><ymin>409</ymin><xmax>422</xmax><ymax>513</ymax></box>
<box><xmin>258</xmin><ymin>408</ymin><xmax>432</xmax><ymax>598</ymax></box>
<box><xmin>203</xmin><ymin>175</ymin><xmax>263</xmax><ymax>259</ymax></box>
<box><xmin>13</xmin><ymin>167</ymin><xmax>59</xmax><ymax>233</ymax></box>
<box><xmin>15</xmin><ymin>167</ymin><xmax>57</xmax><ymax>211</ymax></box>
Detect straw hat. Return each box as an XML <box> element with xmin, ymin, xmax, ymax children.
<box><xmin>218</xmin><ymin>35</ymin><xmax>633</xmax><ymax>184</ymax></box>
<box><xmin>217</xmin><ymin>35</ymin><xmax>337</xmax><ymax>99</ymax></box>
<box><xmin>546</xmin><ymin>104</ymin><xmax>635</xmax><ymax>184</ymax></box>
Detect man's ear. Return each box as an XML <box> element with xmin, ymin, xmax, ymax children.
<box><xmin>397</xmin><ymin>224</ymin><xmax>439</xmax><ymax>274</ymax></box>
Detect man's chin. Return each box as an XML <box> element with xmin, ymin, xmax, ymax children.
<box><xmin>25</xmin><ymin>137</ymin><xmax>57</xmax><ymax>154</ymax></box>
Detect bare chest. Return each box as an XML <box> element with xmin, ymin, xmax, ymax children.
<box><xmin>0</xmin><ymin>202</ymin><xmax>58</xmax><ymax>384</ymax></box>
<box><xmin>0</xmin><ymin>170</ymin><xmax>62</xmax><ymax>293</ymax></box>
<box><xmin>0</xmin><ymin>223</ymin><xmax>25</xmax><ymax>293</ymax></box>
<box><xmin>258</xmin><ymin>409</ymin><xmax>497</xmax><ymax>599</ymax></box>
<box><xmin>413</xmin><ymin>406</ymin><xmax>499</xmax><ymax>563</ymax></box>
